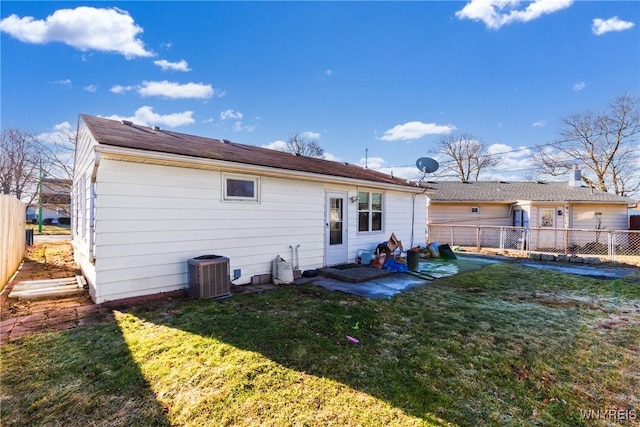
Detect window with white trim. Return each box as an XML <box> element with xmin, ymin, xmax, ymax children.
<box><xmin>223</xmin><ymin>173</ymin><xmax>260</xmax><ymax>202</ymax></box>
<box><xmin>358</xmin><ymin>191</ymin><xmax>383</xmax><ymax>232</ymax></box>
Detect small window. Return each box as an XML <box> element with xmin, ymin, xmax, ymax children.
<box><xmin>223</xmin><ymin>174</ymin><xmax>259</xmax><ymax>202</ymax></box>
<box><xmin>358</xmin><ymin>190</ymin><xmax>383</xmax><ymax>232</ymax></box>
<box><xmin>471</xmin><ymin>207</ymin><xmax>480</xmax><ymax>214</ymax></box>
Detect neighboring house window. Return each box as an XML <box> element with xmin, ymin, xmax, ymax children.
<box><xmin>358</xmin><ymin>191</ymin><xmax>383</xmax><ymax>232</ymax></box>
<box><xmin>471</xmin><ymin>207</ymin><xmax>480</xmax><ymax>214</ymax></box>
<box><xmin>223</xmin><ymin>174</ymin><xmax>259</xmax><ymax>202</ymax></box>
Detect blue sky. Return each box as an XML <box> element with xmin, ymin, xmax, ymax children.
<box><xmin>1</xmin><ymin>1</ymin><xmax>638</xmax><ymax>181</ymax></box>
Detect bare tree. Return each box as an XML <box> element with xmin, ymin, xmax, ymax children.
<box><xmin>283</xmin><ymin>132</ymin><xmax>325</xmax><ymax>158</ymax></box>
<box><xmin>0</xmin><ymin>129</ymin><xmax>43</xmax><ymax>203</ymax></box>
<box><xmin>40</xmin><ymin>125</ymin><xmax>76</xmax><ymax>181</ymax></box>
<box><xmin>1</xmin><ymin>127</ymin><xmax>75</xmax><ymax>215</ymax></box>
<box><xmin>433</xmin><ymin>133</ymin><xmax>501</xmax><ymax>181</ymax></box>
<box><xmin>530</xmin><ymin>93</ymin><xmax>640</xmax><ymax>196</ymax></box>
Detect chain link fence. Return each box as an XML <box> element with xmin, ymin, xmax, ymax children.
<box><xmin>428</xmin><ymin>224</ymin><xmax>640</xmax><ymax>263</ymax></box>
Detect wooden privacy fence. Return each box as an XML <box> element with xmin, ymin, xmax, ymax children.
<box><xmin>1</xmin><ymin>195</ymin><xmax>26</xmax><ymax>288</ymax></box>
<box><xmin>428</xmin><ymin>224</ymin><xmax>640</xmax><ymax>263</ymax></box>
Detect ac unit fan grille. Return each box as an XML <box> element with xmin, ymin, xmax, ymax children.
<box><xmin>188</xmin><ymin>256</ymin><xmax>231</xmax><ymax>299</ymax></box>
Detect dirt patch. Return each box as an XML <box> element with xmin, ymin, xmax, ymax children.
<box><xmin>1</xmin><ymin>241</ymin><xmax>92</xmax><ymax>320</ymax></box>
<box><xmin>22</xmin><ymin>240</ymin><xmax>81</xmax><ymax>280</ymax></box>
<box><xmin>505</xmin><ymin>291</ymin><xmax>600</xmax><ymax>310</ymax></box>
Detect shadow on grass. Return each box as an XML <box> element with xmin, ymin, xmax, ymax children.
<box><xmin>120</xmin><ymin>278</ymin><xmax>588</xmax><ymax>426</ymax></box>
<box><xmin>118</xmin><ymin>287</ymin><xmax>461</xmax><ymax>425</ymax></box>
<box><xmin>1</xmin><ymin>318</ymin><xmax>171</xmax><ymax>426</ymax></box>
<box><xmin>121</xmin><ymin>263</ymin><xmax>640</xmax><ymax>425</ymax></box>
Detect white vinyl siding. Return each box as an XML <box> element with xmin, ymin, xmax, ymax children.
<box><xmin>72</xmin><ymin>122</ymin><xmax>99</xmax><ymax>299</ymax></box>
<box><xmin>427</xmin><ymin>202</ymin><xmax>512</xmax><ymax>226</ymax></box>
<box><xmin>92</xmin><ymin>159</ymin><xmax>325</xmax><ymax>302</ymax></box>
<box><xmin>348</xmin><ymin>190</ymin><xmax>427</xmax><ymax>261</ymax></box>
<box><xmin>571</xmin><ymin>204</ymin><xmax>628</xmax><ymax>230</ymax></box>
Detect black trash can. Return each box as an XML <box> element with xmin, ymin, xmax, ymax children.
<box><xmin>407</xmin><ymin>250</ymin><xmax>420</xmax><ymax>272</ymax></box>
<box><xmin>25</xmin><ymin>228</ymin><xmax>34</xmax><ymax>246</ymax></box>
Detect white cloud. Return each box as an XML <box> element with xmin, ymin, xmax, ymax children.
<box><xmin>0</xmin><ymin>6</ymin><xmax>153</xmax><ymax>58</ymax></box>
<box><xmin>110</xmin><ymin>84</ymin><xmax>134</xmax><ymax>94</ymax></box>
<box><xmin>486</xmin><ymin>143</ymin><xmax>533</xmax><ymax>178</ymax></box>
<box><xmin>592</xmin><ymin>16</ymin><xmax>635</xmax><ymax>36</ymax></box>
<box><xmin>232</xmin><ymin>122</ymin><xmax>255</xmax><ymax>132</ymax></box>
<box><xmin>322</xmin><ymin>152</ymin><xmax>340</xmax><ymax>162</ymax></box>
<box><xmin>84</xmin><ymin>84</ymin><xmax>97</xmax><ymax>92</ymax></box>
<box><xmin>380</xmin><ymin>121</ymin><xmax>455</xmax><ymax>141</ymax></box>
<box><xmin>325</xmin><ymin>69</ymin><xmax>334</xmax><ymax>76</ymax></box>
<box><xmin>38</xmin><ymin>121</ymin><xmax>74</xmax><ymax>144</ymax></box>
<box><xmin>52</xmin><ymin>79</ymin><xmax>72</xmax><ymax>87</ymax></box>
<box><xmin>573</xmin><ymin>81</ymin><xmax>586</xmax><ymax>92</ymax></box>
<box><xmin>359</xmin><ymin>156</ymin><xmax>386</xmax><ymax>169</ymax></box>
<box><xmin>220</xmin><ymin>109</ymin><xmax>243</xmax><ymax>120</ymax></box>
<box><xmin>263</xmin><ymin>140</ymin><xmax>288</xmax><ymax>151</ymax></box>
<box><xmin>138</xmin><ymin>80</ymin><xmax>214</xmax><ymax>99</ymax></box>
<box><xmin>456</xmin><ymin>0</ymin><xmax>573</xmax><ymax>30</ymax></box>
<box><xmin>102</xmin><ymin>106</ymin><xmax>195</xmax><ymax>127</ymax></box>
<box><xmin>153</xmin><ymin>59</ymin><xmax>191</xmax><ymax>72</ymax></box>
<box><xmin>301</xmin><ymin>131</ymin><xmax>321</xmax><ymax>140</ymax></box>
<box><xmin>532</xmin><ymin>120</ymin><xmax>546</xmax><ymax>128</ymax></box>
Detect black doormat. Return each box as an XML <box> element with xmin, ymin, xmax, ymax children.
<box><xmin>317</xmin><ymin>265</ymin><xmax>395</xmax><ymax>283</ymax></box>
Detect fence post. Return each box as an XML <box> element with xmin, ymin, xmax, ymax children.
<box><xmin>609</xmin><ymin>231</ymin><xmax>615</xmax><ymax>262</ymax></box>
<box><xmin>564</xmin><ymin>228</ymin><xmax>569</xmax><ymax>254</ymax></box>
<box><xmin>476</xmin><ymin>227</ymin><xmax>481</xmax><ymax>252</ymax></box>
<box><xmin>607</xmin><ymin>232</ymin><xmax>612</xmax><ymax>261</ymax></box>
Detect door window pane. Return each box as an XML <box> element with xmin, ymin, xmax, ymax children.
<box><xmin>540</xmin><ymin>209</ymin><xmax>554</xmax><ymax>227</ymax></box>
<box><xmin>330</xmin><ymin>222</ymin><xmax>343</xmax><ymax>245</ymax></box>
<box><xmin>329</xmin><ymin>197</ymin><xmax>343</xmax><ymax>245</ymax></box>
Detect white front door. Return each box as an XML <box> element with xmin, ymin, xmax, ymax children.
<box><xmin>325</xmin><ymin>192</ymin><xmax>348</xmax><ymax>266</ymax></box>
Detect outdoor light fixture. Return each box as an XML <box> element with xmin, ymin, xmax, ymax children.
<box><xmin>350</xmin><ymin>196</ymin><xmax>359</xmax><ymax>203</ymax></box>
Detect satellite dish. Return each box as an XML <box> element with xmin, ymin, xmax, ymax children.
<box><xmin>416</xmin><ymin>157</ymin><xmax>439</xmax><ymax>173</ymax></box>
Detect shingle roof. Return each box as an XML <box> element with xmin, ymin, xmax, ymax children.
<box><xmin>81</xmin><ymin>114</ymin><xmax>418</xmax><ymax>189</ymax></box>
<box><xmin>427</xmin><ymin>181</ymin><xmax>632</xmax><ymax>204</ymax></box>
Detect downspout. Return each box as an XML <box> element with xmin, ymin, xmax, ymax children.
<box><xmin>89</xmin><ymin>151</ymin><xmax>101</xmax><ymax>262</ymax></box>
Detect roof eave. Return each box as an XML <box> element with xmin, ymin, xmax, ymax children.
<box><xmin>96</xmin><ymin>145</ymin><xmax>432</xmax><ymax>194</ymax></box>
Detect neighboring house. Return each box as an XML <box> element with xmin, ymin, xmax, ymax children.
<box><xmin>426</xmin><ymin>172</ymin><xmax>635</xmax><ymax>251</ymax></box>
<box><xmin>427</xmin><ymin>174</ymin><xmax>635</xmax><ymax>253</ymax></box>
<box><xmin>427</xmin><ymin>172</ymin><xmax>633</xmax><ymax>230</ymax></box>
<box><xmin>26</xmin><ymin>178</ymin><xmax>72</xmax><ymax>223</ymax></box>
<box><xmin>73</xmin><ymin>115</ymin><xmax>429</xmax><ymax>303</ymax></box>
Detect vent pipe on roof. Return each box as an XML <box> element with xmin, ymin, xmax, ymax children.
<box><xmin>222</xmin><ymin>139</ymin><xmax>231</xmax><ymax>144</ymax></box>
<box><xmin>153</xmin><ymin>126</ymin><xmax>160</xmax><ymax>130</ymax></box>
<box><xmin>122</xmin><ymin>120</ymin><xmax>133</xmax><ymax>126</ymax></box>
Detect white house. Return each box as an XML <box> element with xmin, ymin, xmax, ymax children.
<box><xmin>72</xmin><ymin>115</ymin><xmax>429</xmax><ymax>303</ymax></box>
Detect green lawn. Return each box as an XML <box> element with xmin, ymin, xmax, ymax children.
<box><xmin>2</xmin><ymin>264</ymin><xmax>639</xmax><ymax>426</ymax></box>
<box><xmin>26</xmin><ymin>223</ymin><xmax>71</xmax><ymax>235</ymax></box>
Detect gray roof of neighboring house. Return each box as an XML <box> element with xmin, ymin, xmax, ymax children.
<box><xmin>80</xmin><ymin>114</ymin><xmax>420</xmax><ymax>189</ymax></box>
<box><xmin>427</xmin><ymin>181</ymin><xmax>632</xmax><ymax>204</ymax></box>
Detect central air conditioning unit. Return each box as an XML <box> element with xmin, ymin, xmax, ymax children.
<box><xmin>187</xmin><ymin>255</ymin><xmax>231</xmax><ymax>299</ymax></box>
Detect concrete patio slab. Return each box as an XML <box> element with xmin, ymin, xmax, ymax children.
<box><xmin>307</xmin><ymin>254</ymin><xmax>502</xmax><ymax>299</ymax></box>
